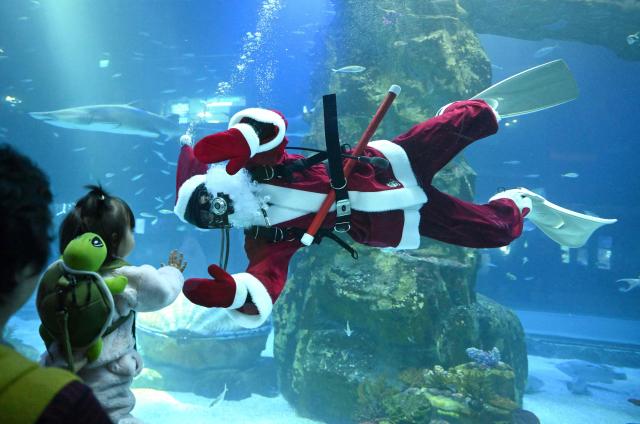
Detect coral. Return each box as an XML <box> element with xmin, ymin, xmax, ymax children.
<box><xmin>424</xmin><ymin>365</ymin><xmax>463</xmax><ymax>392</ymax></box>
<box><xmin>355</xmin><ymin>377</ymin><xmax>400</xmax><ymax>423</ymax></box>
<box><xmin>465</xmin><ymin>346</ymin><xmax>501</xmax><ymax>368</ymax></box>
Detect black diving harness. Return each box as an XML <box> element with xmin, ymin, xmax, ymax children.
<box><xmin>215</xmin><ymin>94</ymin><xmax>389</xmax><ymax>269</ymax></box>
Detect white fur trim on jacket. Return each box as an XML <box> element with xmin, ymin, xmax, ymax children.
<box><xmin>231</xmin><ymin>123</ymin><xmax>260</xmax><ymax>158</ymax></box>
<box><xmin>436</xmin><ymin>100</ymin><xmax>500</xmax><ymax>122</ymax></box>
<box><xmin>174</xmin><ymin>174</ymin><xmax>206</xmax><ymax>222</ymax></box>
<box><xmin>396</xmin><ymin>207</ymin><xmax>422</xmax><ymax>250</ymax></box>
<box><xmin>225</xmin><ymin>272</ymin><xmax>273</xmax><ymax>329</ymax></box>
<box><xmin>228</xmin><ymin>108</ymin><xmax>286</xmax><ymax>155</ymax></box>
<box><xmin>368</xmin><ymin>140</ymin><xmax>420</xmax><ymax>188</ymax></box>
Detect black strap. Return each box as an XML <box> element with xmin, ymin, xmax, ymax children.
<box><xmin>103</xmin><ymin>310</ymin><xmax>135</xmax><ymax>338</ymax></box>
<box><xmin>245</xmin><ymin>226</ymin><xmax>358</xmax><ymax>260</ymax></box>
<box><xmin>323</xmin><ymin>94</ymin><xmax>351</xmax><ymax>233</ymax></box>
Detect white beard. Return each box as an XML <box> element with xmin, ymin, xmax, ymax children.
<box><xmin>204</xmin><ymin>163</ymin><xmax>267</xmax><ymax>228</ymax></box>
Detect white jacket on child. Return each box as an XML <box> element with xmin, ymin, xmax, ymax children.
<box><xmin>42</xmin><ymin>264</ymin><xmax>184</xmax><ymax>424</ymax></box>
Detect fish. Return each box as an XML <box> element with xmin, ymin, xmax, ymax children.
<box><xmin>153</xmin><ymin>150</ymin><xmax>168</xmax><ymax>162</ymax></box>
<box><xmin>478</xmin><ymin>252</ymin><xmax>498</xmax><ymax>275</ymax></box>
<box><xmin>524</xmin><ymin>174</ymin><xmax>540</xmax><ymax>178</ymax></box>
<box><xmin>72</xmin><ymin>147</ymin><xmax>87</xmax><ymax>152</ymax></box>
<box><xmin>151</xmin><ymin>217</ymin><xmax>158</xmax><ymax>225</ymax></box>
<box><xmin>99</xmin><ymin>59</ymin><xmax>110</xmax><ymax>68</ymax></box>
<box><xmin>616</xmin><ymin>277</ymin><xmax>640</xmax><ymax>292</ymax></box>
<box><xmin>158</xmin><ymin>209</ymin><xmax>174</xmax><ymax>215</ymax></box>
<box><xmin>209</xmin><ymin>383</ymin><xmax>228</xmax><ymax>408</ymax></box>
<box><xmin>154</xmin><ymin>196</ymin><xmax>163</xmax><ymax>203</ymax></box>
<box><xmin>533</xmin><ymin>45</ymin><xmax>559</xmax><ymax>58</ymax></box>
<box><xmin>161</xmin><ymin>89</ymin><xmax>177</xmax><ymax>94</ymax></box>
<box><xmin>523</xmin><ymin>220</ymin><xmax>536</xmax><ymax>232</ymax></box>
<box><xmin>561</xmin><ymin>172</ymin><xmax>579</xmax><ymax>178</ymax></box>
<box><xmin>111</xmin><ymin>73</ymin><xmax>123</xmax><ymax>79</ymax></box>
<box><xmin>160</xmin><ymin>170</ymin><xmax>171</xmax><ymax>175</ymax></box>
<box><xmin>503</xmin><ymin>160</ymin><xmax>521</xmax><ymax>165</ymax></box>
<box><xmin>131</xmin><ymin>173</ymin><xmax>144</xmax><ymax>181</ymax></box>
<box><xmin>5</xmin><ymin>96</ymin><xmax>22</xmax><ymax>105</ymax></box>
<box><xmin>140</xmin><ymin>212</ymin><xmax>156</xmax><ymax>218</ymax></box>
<box><xmin>505</xmin><ymin>272</ymin><xmax>518</xmax><ymax>281</ymax></box>
<box><xmin>134</xmin><ymin>188</ymin><xmax>145</xmax><ymax>196</ymax></box>
<box><xmin>556</xmin><ymin>359</ymin><xmax>626</xmax><ymax>386</ymax></box>
<box><xmin>627</xmin><ymin>32</ymin><xmax>640</xmax><ymax>46</ymax></box>
<box><xmin>629</xmin><ymin>398</ymin><xmax>640</xmax><ymax>406</ymax></box>
<box><xmin>105</xmin><ymin>172</ymin><xmax>115</xmax><ymax>178</ymax></box>
<box><xmin>522</xmin><ymin>256</ymin><xmax>529</xmax><ymax>265</ymax></box>
<box><xmin>164</xmin><ymin>193</ymin><xmax>173</xmax><ymax>200</ymax></box>
<box><xmin>122</xmin><ymin>166</ymin><xmax>131</xmax><ymax>172</ymax></box>
<box><xmin>29</xmin><ymin>104</ymin><xmax>181</xmax><ymax>140</ymax></box>
<box><xmin>344</xmin><ymin>320</ymin><xmax>353</xmax><ymax>337</ymax></box>
<box><xmin>331</xmin><ymin>65</ymin><xmax>366</xmax><ymax>73</ymax></box>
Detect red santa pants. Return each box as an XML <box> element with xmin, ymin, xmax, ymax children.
<box><xmin>392</xmin><ymin>110</ymin><xmax>523</xmax><ymax>249</ymax></box>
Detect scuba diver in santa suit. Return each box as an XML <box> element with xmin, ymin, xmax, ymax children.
<box><xmin>172</xmin><ymin>100</ymin><xmax>616</xmax><ymax>329</ymax></box>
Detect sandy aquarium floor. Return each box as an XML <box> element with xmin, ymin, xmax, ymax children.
<box><xmin>7</xmin><ymin>316</ymin><xmax>640</xmax><ymax>423</ymax></box>
<box><xmin>132</xmin><ymin>354</ymin><xmax>640</xmax><ymax>424</ymax></box>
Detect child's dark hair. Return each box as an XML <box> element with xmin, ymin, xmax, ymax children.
<box><xmin>59</xmin><ymin>185</ymin><xmax>135</xmax><ymax>261</ymax></box>
<box><xmin>0</xmin><ymin>144</ymin><xmax>53</xmax><ymax>301</ymax></box>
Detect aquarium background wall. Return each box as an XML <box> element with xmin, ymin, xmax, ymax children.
<box><xmin>1</xmin><ymin>0</ymin><xmax>639</xmax><ymax>423</ymax></box>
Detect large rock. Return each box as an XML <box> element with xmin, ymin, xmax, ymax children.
<box><xmin>460</xmin><ymin>0</ymin><xmax>640</xmax><ymax>61</ymax></box>
<box><xmin>274</xmin><ymin>1</ymin><xmax>526</xmax><ymax>422</ymax></box>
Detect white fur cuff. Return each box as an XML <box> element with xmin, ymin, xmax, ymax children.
<box><xmin>225</xmin><ymin>272</ymin><xmax>273</xmax><ymax>329</ymax></box>
<box><xmin>228</xmin><ymin>108</ymin><xmax>286</xmax><ymax>154</ymax></box>
<box><xmin>232</xmin><ymin>123</ymin><xmax>260</xmax><ymax>158</ymax></box>
<box><xmin>228</xmin><ymin>274</ymin><xmax>249</xmax><ymax>309</ymax></box>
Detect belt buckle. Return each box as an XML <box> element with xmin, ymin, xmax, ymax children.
<box><xmin>336</xmin><ymin>199</ymin><xmax>351</xmax><ymax>217</ymax></box>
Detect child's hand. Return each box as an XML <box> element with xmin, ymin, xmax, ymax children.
<box><xmin>163</xmin><ymin>250</ymin><xmax>187</xmax><ymax>272</ymax></box>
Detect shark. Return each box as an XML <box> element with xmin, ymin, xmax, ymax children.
<box><xmin>29</xmin><ymin>104</ymin><xmax>181</xmax><ymax>140</ymax></box>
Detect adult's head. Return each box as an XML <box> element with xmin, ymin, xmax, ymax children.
<box><xmin>59</xmin><ymin>185</ymin><xmax>136</xmax><ymax>262</ymax></box>
<box><xmin>0</xmin><ymin>144</ymin><xmax>52</xmax><ymax>320</ymax></box>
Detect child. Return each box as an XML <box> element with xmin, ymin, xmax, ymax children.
<box><xmin>41</xmin><ymin>185</ymin><xmax>186</xmax><ymax>424</ymax></box>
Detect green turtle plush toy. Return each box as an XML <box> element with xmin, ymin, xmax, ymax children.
<box><xmin>37</xmin><ymin>233</ymin><xmax>128</xmax><ymax>372</ymax></box>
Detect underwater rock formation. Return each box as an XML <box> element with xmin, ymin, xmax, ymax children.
<box><xmin>273</xmin><ymin>1</ymin><xmax>527</xmax><ymax>423</ymax></box>
<box><xmin>459</xmin><ymin>0</ymin><xmax>640</xmax><ymax>61</ymax></box>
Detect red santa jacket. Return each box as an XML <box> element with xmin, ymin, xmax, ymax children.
<box><xmin>176</xmin><ymin>100</ymin><xmax>496</xmax><ymax>328</ymax></box>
